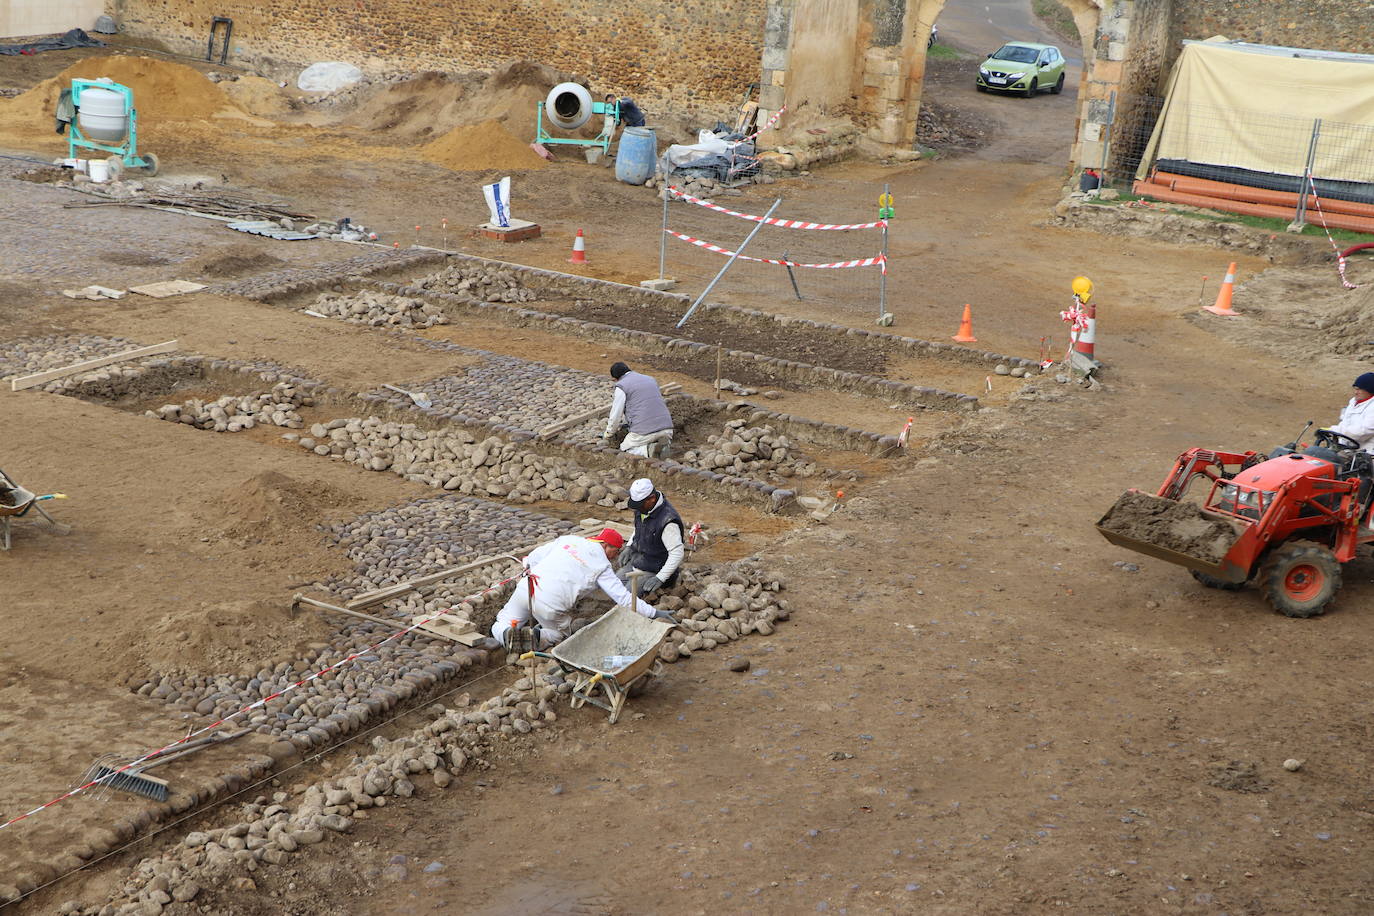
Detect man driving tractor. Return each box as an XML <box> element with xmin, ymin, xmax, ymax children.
<box><xmin>1325</xmin><ymin>371</ymin><xmax>1374</xmax><ymax>453</ymax></box>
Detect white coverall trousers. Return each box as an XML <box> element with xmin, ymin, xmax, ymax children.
<box><xmin>491</xmin><ymin>584</ymin><xmax>572</xmax><ymax>647</ymax></box>
<box><xmin>619</xmin><ymin>428</ymin><xmax>674</xmax><ymax>458</ymax></box>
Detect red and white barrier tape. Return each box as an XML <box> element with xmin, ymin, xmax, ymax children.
<box><xmin>742</xmin><ymin>104</ymin><xmax>787</xmax><ymax>143</ymax></box>
<box><xmin>667</xmin><ymin>187</ymin><xmax>886</xmax><ymax>231</ymax></box>
<box><xmin>1304</xmin><ymin>176</ymin><xmax>1360</xmax><ymax>290</ymax></box>
<box><xmin>1059</xmin><ymin>299</ymin><xmax>1088</xmax><ymax>332</ymax></box>
<box><xmin>0</xmin><ymin>569</ymin><xmax>528</xmax><ymax>832</ymax></box>
<box><xmin>665</xmin><ymin>229</ymin><xmax>886</xmax><ymax>272</ymax></box>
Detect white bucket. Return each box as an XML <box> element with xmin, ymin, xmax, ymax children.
<box><xmin>88</xmin><ymin>158</ymin><xmax>110</xmax><ymax>183</ymax></box>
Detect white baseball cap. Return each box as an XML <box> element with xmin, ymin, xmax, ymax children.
<box><xmin>628</xmin><ymin>478</ymin><xmax>655</xmax><ymax>507</ymax></box>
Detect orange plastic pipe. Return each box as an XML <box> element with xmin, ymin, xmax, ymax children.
<box><xmin>1153</xmin><ymin>171</ymin><xmax>1374</xmax><ymax>219</ymax></box>
<box><xmin>1131</xmin><ymin>182</ymin><xmax>1374</xmax><ymax>234</ymax></box>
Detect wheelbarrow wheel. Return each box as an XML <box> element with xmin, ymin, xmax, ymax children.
<box><xmin>627</xmin><ymin>660</ymin><xmax>664</xmax><ymax>698</ymax></box>
<box><xmin>143</xmin><ymin>152</ymin><xmax>160</xmax><ymax>176</ymax></box>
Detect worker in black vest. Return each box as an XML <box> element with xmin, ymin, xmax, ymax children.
<box><xmin>619</xmin><ymin>477</ymin><xmax>685</xmax><ymax>597</ymax></box>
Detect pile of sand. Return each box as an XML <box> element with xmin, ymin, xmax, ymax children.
<box><xmin>0</xmin><ymin>56</ymin><xmax>262</xmax><ymax>137</ymax></box>
<box><xmin>185</xmin><ymin>243</ymin><xmax>287</xmax><ymax>279</ymax></box>
<box><xmin>221</xmin><ymin>74</ymin><xmax>295</xmax><ymax>118</ymax></box>
<box><xmin>421</xmin><ymin>118</ymin><xmax>548</xmax><ymax>172</ymax></box>
<box><xmin>1099</xmin><ymin>490</ymin><xmax>1240</xmax><ymax>564</ymax></box>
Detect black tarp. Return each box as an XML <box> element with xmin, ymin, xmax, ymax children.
<box><xmin>0</xmin><ymin>28</ymin><xmax>105</xmax><ymax>56</ymax></box>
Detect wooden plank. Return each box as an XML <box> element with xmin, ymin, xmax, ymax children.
<box><xmin>537</xmin><ymin>383</ymin><xmax>682</xmax><ymax>439</ymax></box>
<box><xmin>129</xmin><ymin>280</ymin><xmax>209</xmax><ymax>298</ymax></box>
<box><xmin>10</xmin><ymin>340</ymin><xmax>178</xmax><ymax>392</ymax></box>
<box><xmin>410</xmin><ymin>615</ymin><xmax>485</xmax><ymax>647</ymax></box>
<box><xmin>345</xmin><ymin>525</ymin><xmax>602</xmax><ymax>610</ymax></box>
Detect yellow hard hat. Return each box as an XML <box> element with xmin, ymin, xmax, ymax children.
<box><xmin>1071</xmin><ymin>276</ymin><xmax>1093</xmax><ymax>301</ymax></box>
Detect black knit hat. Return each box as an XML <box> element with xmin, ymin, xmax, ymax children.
<box><xmin>610</xmin><ymin>362</ymin><xmax>630</xmax><ymax>379</ymax></box>
<box><xmin>1355</xmin><ymin>372</ymin><xmax>1374</xmax><ymax>395</ymax></box>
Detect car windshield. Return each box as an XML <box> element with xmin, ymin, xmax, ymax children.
<box><xmin>991</xmin><ymin>46</ymin><xmax>1040</xmax><ymax>63</ymax></box>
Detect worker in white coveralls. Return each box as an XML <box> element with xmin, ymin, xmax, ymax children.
<box><xmin>491</xmin><ymin>528</ymin><xmax>673</xmax><ymax>650</ymax></box>
<box><xmin>603</xmin><ymin>361</ymin><xmax>674</xmax><ymax>458</ymax></box>
<box><xmin>1326</xmin><ymin>371</ymin><xmax>1374</xmax><ymax>453</ymax></box>
<box><xmin>618</xmin><ymin>478</ymin><xmax>685</xmax><ymax>598</ymax></box>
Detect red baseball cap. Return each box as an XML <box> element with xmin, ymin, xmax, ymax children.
<box><xmin>589</xmin><ymin>527</ymin><xmax>624</xmax><ymax>549</ymax></box>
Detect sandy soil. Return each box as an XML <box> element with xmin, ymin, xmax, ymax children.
<box><xmin>3</xmin><ymin>18</ymin><xmax>1374</xmax><ymax>916</ymax></box>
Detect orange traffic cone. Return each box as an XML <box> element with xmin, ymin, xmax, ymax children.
<box><xmin>1204</xmin><ymin>262</ymin><xmax>1240</xmax><ymax>316</ymax></box>
<box><xmin>568</xmin><ymin>228</ymin><xmax>587</xmax><ymax>264</ymax></box>
<box><xmin>952</xmin><ymin>304</ymin><xmax>977</xmax><ymax>342</ymax></box>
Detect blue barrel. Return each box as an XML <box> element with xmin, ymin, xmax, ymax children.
<box><xmin>615</xmin><ymin>126</ymin><xmax>657</xmax><ymax>186</ymax></box>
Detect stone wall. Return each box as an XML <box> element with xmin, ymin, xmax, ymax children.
<box><xmin>1168</xmin><ymin>0</ymin><xmax>1374</xmax><ymax>59</ymax></box>
<box><xmin>106</xmin><ymin>0</ymin><xmax>767</xmax><ymax>108</ymax></box>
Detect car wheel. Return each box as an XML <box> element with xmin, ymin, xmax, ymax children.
<box><xmin>976</xmin><ymin>83</ymin><xmax>987</xmax><ymax>93</ymax></box>
<box><xmin>1023</xmin><ymin>78</ymin><xmax>1037</xmax><ymax>99</ymax></box>
<box><xmin>1051</xmin><ymin>73</ymin><xmax>1065</xmax><ymax>95</ymax></box>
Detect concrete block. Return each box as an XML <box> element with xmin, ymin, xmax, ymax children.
<box><xmin>760</xmin><ymin>84</ymin><xmax>784</xmax><ymax>109</ymax></box>
<box><xmin>1081</xmin><ymin>122</ymin><xmax>1102</xmax><ymax>143</ymax></box>
<box><xmin>640</xmin><ymin>278</ymin><xmax>677</xmax><ymax>291</ymax></box>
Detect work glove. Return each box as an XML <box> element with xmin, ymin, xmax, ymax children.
<box><xmin>652</xmin><ymin>607</ymin><xmax>677</xmax><ymax>622</ymax></box>
<box><xmin>637</xmin><ymin>575</ymin><xmax>662</xmax><ymax>595</ymax></box>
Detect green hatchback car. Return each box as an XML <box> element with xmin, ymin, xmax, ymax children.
<box><xmin>976</xmin><ymin>42</ymin><xmax>1066</xmax><ymax>97</ymax></box>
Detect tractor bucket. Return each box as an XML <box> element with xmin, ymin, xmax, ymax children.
<box><xmin>1096</xmin><ymin>490</ymin><xmax>1248</xmax><ymax>583</ymax></box>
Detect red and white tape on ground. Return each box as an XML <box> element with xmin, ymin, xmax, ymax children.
<box><xmin>665</xmin><ymin>229</ymin><xmax>887</xmax><ymax>272</ymax></box>
<box><xmin>668</xmin><ymin>188</ymin><xmax>887</xmax><ymax>231</ymax></box>
<box><xmin>0</xmin><ymin>569</ymin><xmax>528</xmax><ymax>832</ymax></box>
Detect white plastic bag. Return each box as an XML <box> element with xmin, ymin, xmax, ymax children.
<box><xmin>297</xmin><ymin>61</ymin><xmax>363</xmax><ymax>93</ymax></box>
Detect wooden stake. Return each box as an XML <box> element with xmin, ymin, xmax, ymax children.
<box><xmin>10</xmin><ymin>340</ymin><xmax>178</xmax><ymax>391</ymax></box>
<box><xmin>715</xmin><ymin>344</ymin><xmax>723</xmax><ymax>395</ymax></box>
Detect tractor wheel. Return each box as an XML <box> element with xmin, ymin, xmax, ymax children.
<box><xmin>1259</xmin><ymin>540</ymin><xmax>1341</xmax><ymax>618</ymax></box>
<box><xmin>1190</xmin><ymin>569</ymin><xmax>1244</xmax><ymax>591</ymax></box>
<box><xmin>1052</xmin><ymin>73</ymin><xmax>1065</xmax><ymax>95</ymax></box>
<box><xmin>1023</xmin><ymin>78</ymin><xmax>1038</xmax><ymax>99</ymax></box>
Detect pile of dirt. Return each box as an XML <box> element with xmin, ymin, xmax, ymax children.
<box><xmin>220</xmin><ymin>74</ymin><xmax>296</xmax><ymax>118</ymax></box>
<box><xmin>334</xmin><ymin>71</ymin><xmax>473</xmax><ymax>141</ymax></box>
<box><xmin>421</xmin><ymin>118</ymin><xmax>548</xmax><ymax>171</ymax></box>
<box><xmin>185</xmin><ymin>243</ymin><xmax>287</xmax><ymax>278</ymax></box>
<box><xmin>206</xmin><ymin>469</ymin><xmax>355</xmax><ymax>541</ymax></box>
<box><xmin>0</xmin><ymin>56</ymin><xmax>257</xmax><ymax>133</ymax></box>
<box><xmin>1098</xmin><ymin>490</ymin><xmax>1240</xmax><ymax>564</ymax></box>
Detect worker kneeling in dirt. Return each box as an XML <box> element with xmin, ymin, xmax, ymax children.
<box><xmin>618</xmin><ymin>477</ymin><xmax>685</xmax><ymax>597</ymax></box>
<box><xmin>491</xmin><ymin>527</ymin><xmax>672</xmax><ymax>650</ymax></box>
<box><xmin>1326</xmin><ymin>372</ymin><xmax>1374</xmax><ymax>453</ymax></box>
<box><xmin>603</xmin><ymin>361</ymin><xmax>674</xmax><ymax>458</ymax></box>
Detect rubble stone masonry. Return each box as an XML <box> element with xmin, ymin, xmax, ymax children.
<box><xmin>107</xmin><ymin>0</ymin><xmax>767</xmax><ymax>107</ymax></box>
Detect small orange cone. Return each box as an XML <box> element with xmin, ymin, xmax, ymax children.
<box><xmin>568</xmin><ymin>228</ymin><xmax>588</xmax><ymax>264</ymax></box>
<box><xmin>952</xmin><ymin>304</ymin><xmax>977</xmax><ymax>342</ymax></box>
<box><xmin>1204</xmin><ymin>262</ymin><xmax>1240</xmax><ymax>316</ymax></box>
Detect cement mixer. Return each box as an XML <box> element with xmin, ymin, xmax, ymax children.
<box><xmin>62</xmin><ymin>78</ymin><xmax>159</xmax><ymax>176</ymax></box>
<box><xmin>535</xmin><ymin>82</ymin><xmax>622</xmax><ymax>156</ymax></box>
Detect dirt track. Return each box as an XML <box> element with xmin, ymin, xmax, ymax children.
<box><xmin>3</xmin><ymin>22</ymin><xmax>1374</xmax><ymax>916</ymax></box>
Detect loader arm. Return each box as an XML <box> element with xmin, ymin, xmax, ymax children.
<box><xmin>1157</xmin><ymin>448</ymin><xmax>1260</xmax><ymax>501</ymax></box>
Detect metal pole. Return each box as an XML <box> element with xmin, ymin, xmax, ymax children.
<box><xmin>878</xmin><ymin>183</ymin><xmax>889</xmax><ymax>319</ymax></box>
<box><xmin>658</xmin><ymin>192</ymin><xmax>669</xmax><ymax>280</ymax></box>
<box><xmin>677</xmin><ymin>197</ymin><xmax>782</xmax><ymax>328</ymax></box>
<box><xmin>1293</xmin><ymin>119</ymin><xmax>1321</xmax><ymax>230</ymax></box>
<box><xmin>781</xmin><ymin>249</ymin><xmax>802</xmax><ymax>300</ymax></box>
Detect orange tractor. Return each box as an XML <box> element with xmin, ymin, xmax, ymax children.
<box><xmin>1098</xmin><ymin>428</ymin><xmax>1374</xmax><ymax>617</ymax></box>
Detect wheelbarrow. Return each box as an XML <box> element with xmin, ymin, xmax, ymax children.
<box><xmin>0</xmin><ymin>468</ymin><xmax>68</xmax><ymax>551</ymax></box>
<box><xmin>522</xmin><ymin>602</ymin><xmax>676</xmax><ymax>724</ymax></box>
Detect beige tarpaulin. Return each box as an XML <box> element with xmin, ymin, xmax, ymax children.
<box><xmin>1136</xmin><ymin>40</ymin><xmax>1374</xmax><ymax>183</ymax></box>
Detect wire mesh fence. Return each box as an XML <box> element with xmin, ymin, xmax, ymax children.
<box><xmin>654</xmin><ymin>188</ymin><xmax>891</xmax><ymax>326</ymax></box>
<box><xmin>1102</xmin><ymin>93</ymin><xmax>1374</xmax><ymax>207</ymax></box>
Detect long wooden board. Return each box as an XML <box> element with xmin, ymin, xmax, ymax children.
<box><xmin>9</xmin><ymin>340</ymin><xmax>178</xmax><ymax>392</ymax></box>
<box><xmin>537</xmin><ymin>383</ymin><xmax>682</xmax><ymax>439</ymax></box>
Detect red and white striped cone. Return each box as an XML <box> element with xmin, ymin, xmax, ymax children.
<box><xmin>1072</xmin><ymin>297</ymin><xmax>1098</xmax><ymax>364</ymax></box>
<box><xmin>568</xmin><ymin>228</ymin><xmax>587</xmax><ymax>264</ymax></box>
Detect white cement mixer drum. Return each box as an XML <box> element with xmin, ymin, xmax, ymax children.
<box><xmin>546</xmin><ymin>82</ymin><xmax>592</xmax><ymax>131</ymax></box>
<box><xmin>77</xmin><ymin>86</ymin><xmax>129</xmax><ymax>142</ymax></box>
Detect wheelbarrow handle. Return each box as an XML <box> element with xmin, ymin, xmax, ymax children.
<box><xmin>519</xmin><ymin>651</ymin><xmax>554</xmax><ymax>661</ymax></box>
